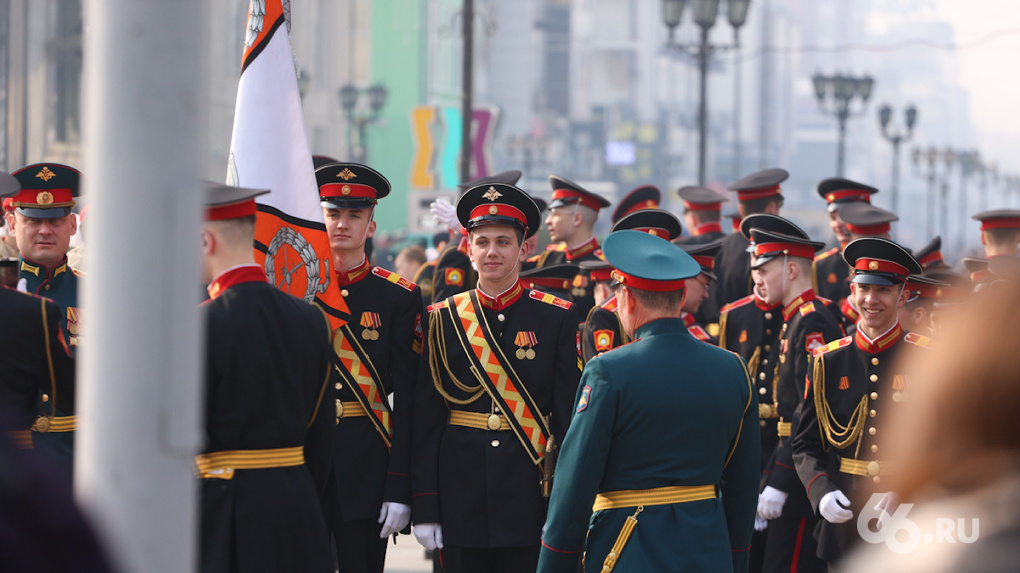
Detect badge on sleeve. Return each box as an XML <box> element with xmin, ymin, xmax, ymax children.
<box><xmin>577</xmin><ymin>384</ymin><xmax>592</xmax><ymax>412</ymax></box>
<box><xmin>805</xmin><ymin>332</ymin><xmax>825</xmax><ymax>353</ymax></box>
<box><xmin>445</xmin><ymin>268</ymin><xmax>464</xmax><ymax>286</ymax></box>
<box><xmin>593</xmin><ymin>329</ymin><xmax>614</xmax><ymax>352</ymax></box>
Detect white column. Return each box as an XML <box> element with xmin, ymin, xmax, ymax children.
<box><xmin>78</xmin><ymin>1</ymin><xmax>206</xmax><ymax>571</ymax></box>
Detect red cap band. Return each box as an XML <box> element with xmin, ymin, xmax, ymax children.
<box><xmin>825</xmin><ymin>189</ymin><xmax>872</xmax><ymax>204</ymax></box>
<box><xmin>683</xmin><ymin>201</ymin><xmax>722</xmax><ymax>212</ymax></box>
<box><xmin>469</xmin><ymin>203</ymin><xmax>527</xmax><ymax>227</ymax></box>
<box><xmin>752</xmin><ymin>242</ymin><xmax>816</xmax><ymax>260</ymax></box>
<box><xmin>633</xmin><ymin>227</ymin><xmax>670</xmax><ymax>239</ymax></box>
<box><xmin>2</xmin><ymin>197</ymin><xmax>12</xmax><ymax>211</ymax></box>
<box><xmin>907</xmin><ymin>281</ymin><xmax>939</xmax><ymax>300</ymax></box>
<box><xmin>611</xmin><ymin>269</ymin><xmax>687</xmax><ymax>292</ymax></box>
<box><xmin>10</xmin><ymin>188</ymin><xmax>75</xmax><ymax>208</ymax></box>
<box><xmin>319</xmin><ymin>182</ymin><xmax>378</xmax><ymax>200</ymax></box>
<box><xmin>553</xmin><ymin>189</ymin><xmax>603</xmax><ymax>211</ymax></box>
<box><xmin>206</xmin><ymin>198</ymin><xmax>258</xmax><ymax>221</ymax></box>
<box><xmin>847</xmin><ymin>222</ymin><xmax>891</xmax><ymax>236</ymax></box>
<box><xmin>693</xmin><ymin>221</ymin><xmax>723</xmax><ymax>236</ymax></box>
<box><xmin>590</xmin><ymin>267</ymin><xmax>614</xmax><ymax>282</ymax></box>
<box><xmin>621</xmin><ymin>199</ymin><xmax>658</xmax><ymax>217</ymax></box>
<box><xmin>980</xmin><ymin>218</ymin><xmax>1020</xmax><ymax>231</ymax></box>
<box><xmin>692</xmin><ymin>255</ymin><xmax>715</xmax><ymax>270</ymax></box>
<box><xmin>737</xmin><ymin>185</ymin><xmax>781</xmax><ymax>202</ymax></box>
<box><xmin>854</xmin><ymin>257</ymin><xmax>909</xmax><ymax>278</ymax></box>
<box><xmin>917</xmin><ymin>250</ymin><xmax>944</xmax><ymax>267</ymax></box>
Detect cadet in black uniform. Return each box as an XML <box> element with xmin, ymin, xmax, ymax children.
<box><xmin>897</xmin><ymin>274</ymin><xmax>947</xmax><ymax>338</ymax></box>
<box><xmin>198</xmin><ymin>182</ymin><xmax>334</xmax><ymax>573</ymax></box>
<box><xmin>745</xmin><ymin>220</ymin><xmax>842</xmax><ymax>573</ymax></box>
<box><xmin>519</xmin><ymin>263</ymin><xmax>578</xmax><ymax>302</ymax></box>
<box><xmin>675</xmin><ymin>237</ymin><xmax>723</xmax><ymax>344</ymax></box>
<box><xmin>313</xmin><ymin>162</ymin><xmax>424</xmax><ymax>573</ymax></box>
<box><xmin>712</xmin><ymin>169</ymin><xmax>788</xmax><ymax>313</ymax></box>
<box><xmin>539</xmin><ymin>175</ymin><xmax>612</xmax><ymax>320</ymax></box>
<box><xmin>610</xmin><ymin>184</ymin><xmax>660</xmax><ymax>225</ymax></box>
<box><xmin>580</xmin><ymin>209</ymin><xmax>683</xmax><ymax>363</ymax></box>
<box><xmin>411</xmin><ymin>182</ymin><xmax>580</xmax><ymax>573</ymax></box>
<box><xmin>676</xmin><ymin>185</ymin><xmax>728</xmax><ymax>242</ymax></box>
<box><xmin>812</xmin><ymin>178</ymin><xmax>878</xmax><ymax>307</ymax></box>
<box><xmin>794</xmin><ymin>238</ymin><xmax>930</xmax><ymax>565</ymax></box>
<box><xmin>972</xmin><ymin>209</ymin><xmax>1020</xmax><ymax>259</ymax></box>
<box><xmin>832</xmin><ymin>202</ymin><xmax>898</xmax><ymax>330</ymax></box>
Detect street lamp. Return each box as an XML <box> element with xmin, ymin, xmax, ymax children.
<box><xmin>728</xmin><ymin>0</ymin><xmax>751</xmax><ymax>178</ymax></box>
<box><xmin>877</xmin><ymin>103</ymin><xmax>917</xmax><ymax>218</ymax></box>
<box><xmin>911</xmin><ymin>145</ymin><xmax>953</xmax><ymax>239</ymax></box>
<box><xmin>661</xmin><ymin>0</ymin><xmax>752</xmax><ymax>186</ymax></box>
<box><xmin>812</xmin><ymin>71</ymin><xmax>874</xmax><ymax>177</ymax></box>
<box><xmin>337</xmin><ymin>83</ymin><xmax>388</xmax><ymax>163</ymax></box>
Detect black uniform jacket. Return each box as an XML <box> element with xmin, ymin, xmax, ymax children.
<box><xmin>536</xmin><ymin>237</ymin><xmax>602</xmax><ymax>321</ymax></box>
<box><xmin>431</xmin><ymin>237</ymin><xmax>476</xmax><ymax>303</ymax></box>
<box><xmin>412</xmin><ymin>280</ymin><xmax>580</xmax><ymax>548</ymax></box>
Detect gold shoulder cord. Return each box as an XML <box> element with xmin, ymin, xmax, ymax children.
<box><xmin>811</xmin><ymin>259</ymin><xmax>820</xmax><ymax>293</ymax></box>
<box><xmin>41</xmin><ymin>299</ymin><xmax>57</xmax><ymax>417</ymax></box>
<box><xmin>717</xmin><ymin>311</ymin><xmax>729</xmax><ymax>350</ymax></box>
<box><xmin>745</xmin><ymin>347</ymin><xmax>761</xmax><ymax>383</ymax></box>
<box><xmin>428</xmin><ymin>308</ymin><xmax>484</xmax><ymax>405</ymax></box>
<box><xmin>812</xmin><ymin>355</ymin><xmax>868</xmax><ymax>452</ymax></box>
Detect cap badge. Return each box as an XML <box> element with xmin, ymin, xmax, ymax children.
<box><xmin>341</xmin><ymin>185</ymin><xmax>351</xmax><ymax>196</ymax></box>
<box><xmin>488</xmin><ymin>205</ymin><xmax>498</xmax><ymax>215</ymax></box>
<box><xmin>35</xmin><ymin>166</ymin><xmax>56</xmax><ymax>182</ymax></box>
<box><xmin>868</xmin><ymin>261</ymin><xmax>879</xmax><ymax>270</ymax></box>
<box><xmin>337</xmin><ymin>167</ymin><xmax>357</xmax><ymax>181</ymax></box>
<box><xmin>36</xmin><ymin>191</ymin><xmax>54</xmax><ymax>205</ymax></box>
<box><xmin>482</xmin><ymin>186</ymin><xmax>502</xmax><ymax>202</ymax></box>
<box><xmin>827</xmin><ymin>193</ymin><xmax>835</xmax><ymax>202</ymax></box>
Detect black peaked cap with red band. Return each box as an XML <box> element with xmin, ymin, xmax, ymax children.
<box><xmin>747</xmin><ymin>229</ymin><xmax>825</xmax><ymax>269</ymax></box>
<box><xmin>972</xmin><ymin>209</ymin><xmax>1020</xmax><ymax>231</ymax></box>
<box><xmin>456</xmin><ymin>183</ymin><xmax>542</xmax><ymax>239</ymax></box>
<box><xmin>674</xmin><ymin>236</ymin><xmax>724</xmax><ymax>279</ymax></box>
<box><xmin>612</xmin><ymin>185</ymin><xmax>661</xmax><ymax>223</ymax></box>
<box><xmin>842</xmin><ymin>237</ymin><xmax>921</xmax><ymax>287</ymax></box>
<box><xmin>611</xmin><ymin>208</ymin><xmax>683</xmax><ymax>241</ymax></box>
<box><xmin>727</xmin><ymin>168</ymin><xmax>789</xmax><ymax>202</ymax></box>
<box><xmin>817</xmin><ymin>177</ymin><xmax>878</xmax><ymax>212</ymax></box>
<box><xmin>580</xmin><ymin>259</ymin><xmax>613</xmax><ymax>283</ymax></box>
<box><xmin>548</xmin><ymin>174</ymin><xmax>611</xmax><ymax>211</ymax></box>
<box><xmin>316</xmin><ymin>162</ymin><xmax>391</xmax><ymax>209</ymax></box>
<box><xmin>204</xmin><ymin>181</ymin><xmax>270</xmax><ymax>221</ymax></box>
<box><xmin>904</xmin><ymin>274</ymin><xmax>949</xmax><ymax>301</ymax></box>
<box><xmin>913</xmin><ymin>235</ymin><xmax>947</xmax><ymax>270</ymax></box>
<box><xmin>11</xmin><ymin>163</ymin><xmax>81</xmax><ymax>219</ymax></box>
<box><xmin>603</xmin><ymin>230</ymin><xmax>700</xmax><ymax>292</ymax></box>
<box><xmin>676</xmin><ymin>185</ymin><xmax>727</xmax><ymax>212</ymax></box>
<box><xmin>838</xmin><ymin>201</ymin><xmax>898</xmax><ymax>236</ymax></box>
<box><xmin>457</xmin><ymin>169</ymin><xmax>523</xmax><ymax>192</ymax></box>
<box><xmin>519</xmin><ymin>263</ymin><xmax>580</xmax><ymax>290</ymax></box>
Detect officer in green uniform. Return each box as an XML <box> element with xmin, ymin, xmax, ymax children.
<box><xmin>794</xmin><ymin>238</ymin><xmax>931</xmax><ymax>565</ymax></box>
<box><xmin>6</xmin><ymin>163</ymin><xmax>82</xmax><ymax>475</ymax></box>
<box><xmin>538</xmin><ymin>230</ymin><xmax>760</xmax><ymax>573</ymax></box>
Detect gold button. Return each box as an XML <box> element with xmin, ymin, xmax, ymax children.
<box><xmin>762</xmin><ymin>359</ymin><xmax>769</xmax><ymax>366</ymax></box>
<box><xmin>764</xmin><ymin>345</ymin><xmax>771</xmax><ymax>352</ymax></box>
<box><xmin>335</xmin><ymin>382</ymin><xmax>342</xmax><ymax>390</ymax></box>
<box><xmin>868</xmin><ymin>427</ymin><xmax>877</xmax><ymax>436</ymax></box>
<box><xmin>870</xmin><ymin>374</ymin><xmax>878</xmax><ymax>382</ymax></box>
<box><xmin>867</xmin><ymin>461</ymin><xmax>881</xmax><ymax>476</ymax></box>
<box><xmin>873</xmin><ymin>476</ymin><xmax>881</xmax><ymax>484</ymax></box>
<box><xmin>871</xmin><ymin>444</ymin><xmax>879</xmax><ymax>453</ymax></box>
<box><xmin>870</xmin><ymin>392</ymin><xmax>879</xmax><ymax>400</ymax></box>
<box><xmin>765</xmin><ymin>329</ymin><xmax>772</xmax><ymax>336</ymax></box>
<box><xmin>869</xmin><ymin>409</ymin><xmax>876</xmax><ymax>418</ymax></box>
<box><xmin>335</xmin><ymin>400</ymin><xmax>344</xmax><ymax>418</ymax></box>
<box><xmin>871</xmin><ymin>357</ymin><xmax>879</xmax><ymax>366</ymax></box>
<box><xmin>341</xmin><ymin>289</ymin><xmax>349</xmax><ymax>297</ymax></box>
<box><xmin>764</xmin><ymin>312</ymin><xmax>773</xmax><ymax>320</ymax></box>
<box><xmin>759</xmin><ymin>420</ymin><xmax>766</xmax><ymax>427</ymax></box>
<box><xmin>41</xmin><ymin>394</ymin><xmax>49</xmax><ymax>402</ymax></box>
<box><xmin>490</xmin><ymin>440</ymin><xmax>500</xmax><ymax>448</ymax></box>
<box><xmin>497</xmin><ymin>314</ymin><xmax>505</xmax><ymax>322</ymax></box>
<box><xmin>758</xmin><ymin>387</ymin><xmax>767</xmax><ymax>395</ymax></box>
<box><xmin>44</xmin><ymin>285</ymin><xmax>50</xmax><ymax>290</ymax></box>
<box><xmin>759</xmin><ymin>372</ymin><xmax>766</xmax><ymax>380</ymax></box>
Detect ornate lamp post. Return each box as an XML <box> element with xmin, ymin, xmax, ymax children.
<box><xmin>337</xmin><ymin>83</ymin><xmax>388</xmax><ymax>163</ymax></box>
<box><xmin>878</xmin><ymin>103</ymin><xmax>917</xmax><ymax>218</ymax></box>
<box><xmin>661</xmin><ymin>0</ymin><xmax>751</xmax><ymax>186</ymax></box>
<box><xmin>812</xmin><ymin>72</ymin><xmax>874</xmax><ymax>177</ymax></box>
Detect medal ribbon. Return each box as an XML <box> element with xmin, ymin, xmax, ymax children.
<box><xmin>333</xmin><ymin>324</ymin><xmax>392</xmax><ymax>448</ymax></box>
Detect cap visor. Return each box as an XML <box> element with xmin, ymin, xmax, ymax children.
<box><xmin>321</xmin><ymin>198</ymin><xmax>377</xmax><ymax>210</ymax></box>
<box><xmin>750</xmin><ymin>254</ymin><xmax>777</xmax><ymax>269</ymax></box>
<box><xmin>851</xmin><ymin>273</ymin><xmax>899</xmax><ymax>287</ymax></box>
<box><xmin>16</xmin><ymin>206</ymin><xmax>72</xmax><ymax>219</ymax></box>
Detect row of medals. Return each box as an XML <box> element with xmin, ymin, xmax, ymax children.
<box><xmin>362</xmin><ymin>327</ymin><xmax>380</xmax><ymax>341</ymax></box>
<box><xmin>515</xmin><ymin>346</ymin><xmax>536</xmax><ymax>360</ymax></box>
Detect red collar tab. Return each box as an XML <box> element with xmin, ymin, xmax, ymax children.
<box><xmin>476</xmin><ymin>280</ymin><xmax>524</xmax><ymax>311</ymax></box>
<box><xmin>853</xmin><ymin>257</ymin><xmax>908</xmax><ymax>279</ymax></box>
<box><xmin>319</xmin><ymin>182</ymin><xmax>378</xmax><ymax>202</ymax></box>
<box><xmin>855</xmin><ymin>322</ymin><xmax>904</xmax><ymax>354</ymax></box>
<box><xmin>825</xmin><ymin>189</ymin><xmax>872</xmax><ymax>204</ymax></box>
<box><xmin>782</xmin><ymin>289</ymin><xmax>817</xmax><ymax>321</ymax></box>
<box><xmin>336</xmin><ymin>257</ymin><xmax>372</xmax><ymax>286</ymax></box>
<box><xmin>207</xmin><ymin>265</ymin><xmax>268</xmax><ymax>299</ymax></box>
<box><xmin>552</xmin><ymin>189</ymin><xmax>603</xmax><ymax>211</ymax></box>
<box><xmin>847</xmin><ymin>221</ymin><xmax>891</xmax><ymax>236</ymax></box>
<box><xmin>566</xmin><ymin>237</ymin><xmax>599</xmax><ymax>260</ymax></box>
<box><xmin>754</xmin><ymin>292</ymin><xmax>780</xmax><ymax>311</ymax></box>
<box><xmin>737</xmin><ymin>185</ymin><xmax>781</xmax><ymax>202</ymax></box>
<box><xmin>979</xmin><ymin>217</ymin><xmax>1020</xmax><ymax>231</ymax></box>
<box><xmin>840</xmin><ymin>298</ymin><xmax>860</xmax><ymax>322</ymax></box>
<box><xmin>753</xmin><ymin>241</ymin><xmax>816</xmax><ymax>261</ymax></box>
<box><xmin>684</xmin><ymin>201</ymin><xmax>722</xmax><ymax>213</ymax></box>
<box><xmin>693</xmin><ymin>221</ymin><xmax>723</xmax><ymax>236</ymax></box>
<box><xmin>611</xmin><ymin>269</ymin><xmax>686</xmax><ymax>292</ymax></box>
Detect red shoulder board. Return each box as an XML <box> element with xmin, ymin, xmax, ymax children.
<box><xmin>815</xmin><ymin>246</ymin><xmax>839</xmax><ymax>261</ymax></box>
<box><xmin>903</xmin><ymin>332</ymin><xmax>934</xmax><ymax>348</ymax></box>
<box><xmin>526</xmin><ymin>254</ymin><xmax>542</xmax><ymax>262</ymax></box>
<box><xmin>593</xmin><ymin>248</ymin><xmax>605</xmax><ymax>261</ymax></box>
<box><xmin>529</xmin><ymin>290</ymin><xmax>573</xmax><ymax>310</ymax></box>
<box><xmin>545</xmin><ymin>243</ymin><xmax>567</xmax><ymax>251</ymax></box>
<box><xmin>817</xmin><ymin>295</ymin><xmax>833</xmax><ymax>306</ymax></box>
<box><xmin>601</xmin><ymin>297</ymin><xmax>618</xmax><ymax>312</ymax></box>
<box><xmin>799</xmin><ymin>303</ymin><xmax>816</xmax><ymax>316</ymax></box>
<box><xmin>372</xmin><ymin>267</ymin><xmax>416</xmax><ymax>292</ymax></box>
<box><xmin>688</xmin><ymin>325</ymin><xmax>711</xmax><ymax>342</ymax></box>
<box><xmin>721</xmin><ymin>294</ymin><xmax>755</xmax><ymax>314</ymax></box>
<box><xmin>427</xmin><ymin>301</ymin><xmax>448</xmax><ymax>313</ymax></box>
<box><xmin>813</xmin><ymin>335</ymin><xmax>852</xmax><ymax>357</ymax></box>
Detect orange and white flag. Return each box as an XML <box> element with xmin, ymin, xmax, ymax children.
<box><xmin>226</xmin><ymin>0</ymin><xmax>348</xmax><ymax>328</ymax></box>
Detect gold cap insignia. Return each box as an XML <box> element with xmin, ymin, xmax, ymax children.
<box><xmin>827</xmin><ymin>193</ymin><xmax>835</xmax><ymax>202</ymax></box>
<box><xmin>868</xmin><ymin>260</ymin><xmax>879</xmax><ymax>270</ymax></box>
<box><xmin>482</xmin><ymin>186</ymin><xmax>502</xmax><ymax>202</ymax></box>
<box><xmin>36</xmin><ymin>166</ymin><xmax>56</xmax><ymax>182</ymax></box>
<box><xmin>341</xmin><ymin>185</ymin><xmax>351</xmax><ymax>196</ymax></box>
<box><xmin>37</xmin><ymin>191</ymin><xmax>54</xmax><ymax>205</ymax></box>
<box><xmin>488</xmin><ymin>205</ymin><xmax>498</xmax><ymax>215</ymax></box>
<box><xmin>337</xmin><ymin>167</ymin><xmax>357</xmax><ymax>181</ymax></box>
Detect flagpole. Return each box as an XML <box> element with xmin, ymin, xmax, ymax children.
<box><xmin>79</xmin><ymin>0</ymin><xmax>205</xmax><ymax>571</ymax></box>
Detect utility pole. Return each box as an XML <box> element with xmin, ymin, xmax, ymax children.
<box><xmin>460</xmin><ymin>0</ymin><xmax>474</xmax><ymax>185</ymax></box>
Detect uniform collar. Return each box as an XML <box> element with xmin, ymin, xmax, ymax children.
<box><xmin>336</xmin><ymin>256</ymin><xmax>372</xmax><ymax>286</ymax></box>
<box><xmin>855</xmin><ymin>321</ymin><xmax>903</xmax><ymax>354</ymax></box>
<box><xmin>566</xmin><ymin>236</ymin><xmax>599</xmax><ymax>261</ymax></box>
<box><xmin>754</xmin><ymin>290</ymin><xmax>780</xmax><ymax>311</ymax></box>
<box><xmin>681</xmin><ymin>311</ymin><xmax>695</xmax><ymax>327</ymax></box>
<box><xmin>476</xmin><ymin>279</ymin><xmax>524</xmax><ymax>311</ymax></box>
<box><xmin>207</xmin><ymin>264</ymin><xmax>268</xmax><ymax>300</ymax></box>
<box><xmin>840</xmin><ymin>298</ymin><xmax>859</xmax><ymax>322</ymax></box>
<box><xmin>635</xmin><ymin>317</ymin><xmax>685</xmax><ymax>340</ymax></box>
<box><xmin>693</xmin><ymin>221</ymin><xmax>723</xmax><ymax>236</ymax></box>
<box><xmin>782</xmin><ymin>289</ymin><xmax>817</xmax><ymax>321</ymax></box>
<box><xmin>20</xmin><ymin>254</ymin><xmax>69</xmax><ymax>280</ymax></box>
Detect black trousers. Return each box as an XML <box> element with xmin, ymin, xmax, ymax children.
<box><xmin>322</xmin><ymin>485</ymin><xmax>388</xmax><ymax>573</ymax></box>
<box><xmin>438</xmin><ymin>545</ymin><xmax>540</xmax><ymax>573</ymax></box>
<box><xmin>762</xmin><ymin>515</ymin><xmax>826</xmax><ymax>573</ymax></box>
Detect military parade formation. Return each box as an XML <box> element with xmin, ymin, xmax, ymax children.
<box><xmin>3</xmin><ymin>157</ymin><xmax>1020</xmax><ymax>573</ymax></box>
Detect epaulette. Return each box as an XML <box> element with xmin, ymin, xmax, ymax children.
<box><xmin>529</xmin><ymin>290</ymin><xmax>572</xmax><ymax>310</ymax></box>
<box><xmin>545</xmin><ymin>243</ymin><xmax>567</xmax><ymax>251</ymax></box>
<box><xmin>813</xmin><ymin>335</ymin><xmax>852</xmax><ymax>357</ymax></box>
<box><xmin>817</xmin><ymin>295</ymin><xmax>833</xmax><ymax>306</ymax></box>
<box><xmin>372</xmin><ymin>267</ymin><xmax>416</xmax><ymax>292</ymax></box>
<box><xmin>594</xmin><ymin>248</ymin><xmax>605</xmax><ymax>261</ymax></box>
<box><xmin>688</xmin><ymin>325</ymin><xmax>711</xmax><ymax>342</ymax></box>
<box><xmin>903</xmin><ymin>332</ymin><xmax>934</xmax><ymax>348</ymax></box>
<box><xmin>427</xmin><ymin>300</ymin><xmax>448</xmax><ymax>313</ymax></box>
<box><xmin>799</xmin><ymin>302</ymin><xmax>816</xmax><ymax>316</ymax></box>
<box><xmin>601</xmin><ymin>297</ymin><xmax>618</xmax><ymax>312</ymax></box>
<box><xmin>721</xmin><ymin>294</ymin><xmax>755</xmax><ymax>314</ymax></box>
<box><xmin>815</xmin><ymin>246</ymin><xmax>840</xmax><ymax>261</ymax></box>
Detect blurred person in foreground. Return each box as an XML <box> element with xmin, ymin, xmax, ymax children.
<box><xmin>840</xmin><ymin>280</ymin><xmax>1020</xmax><ymax>572</ymax></box>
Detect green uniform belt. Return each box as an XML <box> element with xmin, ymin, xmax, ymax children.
<box><xmin>32</xmin><ymin>415</ymin><xmax>76</xmax><ymax>433</ymax></box>
<box><xmin>839</xmin><ymin>457</ymin><xmax>894</xmax><ymax>477</ymax></box>
<box><xmin>194</xmin><ymin>446</ymin><xmax>304</xmax><ymax>480</ymax></box>
<box><xmin>448</xmin><ymin>410</ymin><xmax>511</xmax><ymax>431</ymax></box>
<box><xmin>593</xmin><ymin>484</ymin><xmax>717</xmax><ymax>511</ymax></box>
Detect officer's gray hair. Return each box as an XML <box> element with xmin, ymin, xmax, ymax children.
<box><xmin>618</xmin><ymin>284</ymin><xmax>686</xmax><ymax>313</ymax></box>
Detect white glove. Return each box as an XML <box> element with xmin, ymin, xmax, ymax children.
<box><xmin>873</xmin><ymin>492</ymin><xmax>897</xmax><ymax>531</ymax></box>
<box><xmin>754</xmin><ymin>515</ymin><xmax>768</xmax><ymax>531</ymax></box>
<box><xmin>757</xmin><ymin>486</ymin><xmax>788</xmax><ymax>521</ymax></box>
<box><xmin>414</xmin><ymin>522</ymin><xmax>444</xmax><ymax>550</ymax></box>
<box><xmin>378</xmin><ymin>502</ymin><xmax>411</xmax><ymax>538</ymax></box>
<box><xmin>542</xmin><ymin>522</ymin><xmax>547</xmax><ymax>537</ymax></box>
<box><xmin>16</xmin><ymin>277</ymin><xmax>27</xmax><ymax>292</ymax></box>
<box><xmin>430</xmin><ymin>200</ymin><xmax>461</xmax><ymax>231</ymax></box>
<box><xmin>819</xmin><ymin>490</ymin><xmax>854</xmax><ymax>524</ymax></box>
